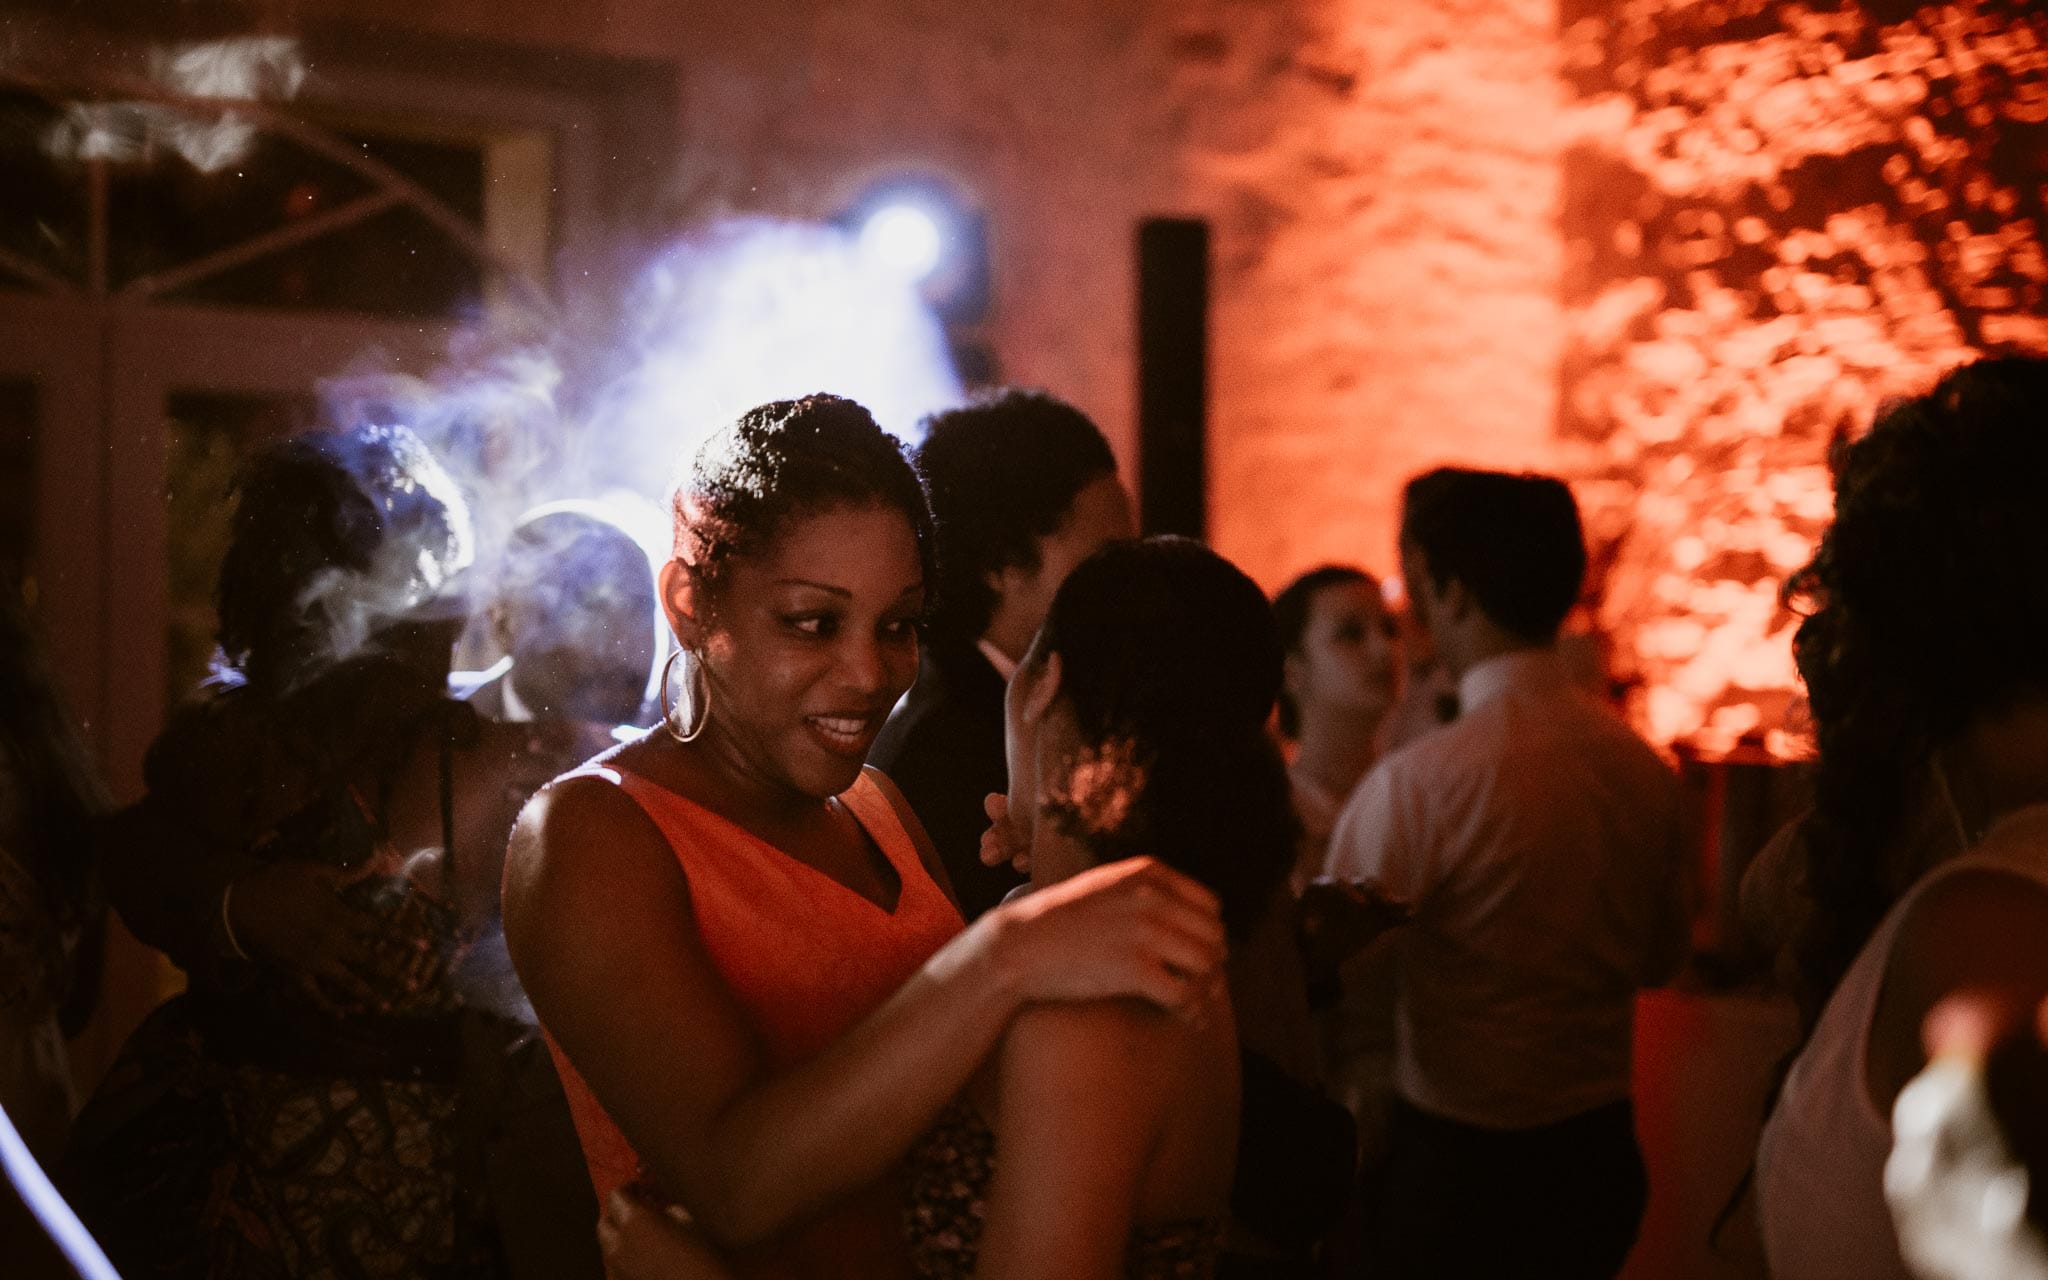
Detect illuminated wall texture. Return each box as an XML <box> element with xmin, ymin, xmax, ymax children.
<box><xmin>81</xmin><ymin>0</ymin><xmax>2048</xmax><ymax>759</ymax></box>
<box><xmin>1161</xmin><ymin>0</ymin><xmax>1569</xmax><ymax>592</ymax></box>
<box><xmin>1561</xmin><ymin>0</ymin><xmax>2048</xmax><ymax>757</ymax></box>
<box><xmin>304</xmin><ymin>0</ymin><xmax>1573</xmax><ymax>593</ymax></box>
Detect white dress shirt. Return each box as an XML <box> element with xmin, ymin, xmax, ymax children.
<box><xmin>1324</xmin><ymin>648</ymin><xmax>1689</xmax><ymax>1129</ymax></box>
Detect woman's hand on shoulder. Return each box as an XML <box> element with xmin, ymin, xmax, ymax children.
<box><xmin>976</xmin><ymin>857</ymin><xmax>1226</xmax><ymax>1022</ymax></box>
<box><xmin>225</xmin><ymin>859</ymin><xmax>384</xmax><ymax>1010</ymax></box>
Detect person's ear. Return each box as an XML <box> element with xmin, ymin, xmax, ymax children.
<box><xmin>658</xmin><ymin>558</ymin><xmax>706</xmax><ymax>650</ymax></box>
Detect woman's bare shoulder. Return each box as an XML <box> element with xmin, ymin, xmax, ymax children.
<box><xmin>504</xmin><ymin>764</ymin><xmax>676</xmax><ymax>912</ymax></box>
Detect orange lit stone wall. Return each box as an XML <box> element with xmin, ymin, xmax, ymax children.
<box><xmin>158</xmin><ymin>0</ymin><xmax>2048</xmax><ymax>757</ymax></box>
<box><xmin>1562</xmin><ymin>0</ymin><xmax>2048</xmax><ymax>757</ymax></box>
<box><xmin>1162</xmin><ymin>0</ymin><xmax>1569</xmax><ymax>592</ymax></box>
<box><xmin>308</xmin><ymin>0</ymin><xmax>1573</xmax><ymax>593</ymax></box>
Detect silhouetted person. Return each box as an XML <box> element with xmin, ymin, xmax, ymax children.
<box><xmin>869</xmin><ymin>389</ymin><xmax>1132</xmax><ymax>919</ymax></box>
<box><xmin>466</xmin><ymin>503</ymin><xmax>661</xmax><ymax>728</ymax></box>
<box><xmin>1323</xmin><ymin>468</ymin><xmax>1688</xmax><ymax>1279</ymax></box>
<box><xmin>65</xmin><ymin>424</ymin><xmax>599</xmax><ymax>1280</ymax></box>
<box><xmin>1751</xmin><ymin>358</ymin><xmax>2048</xmax><ymax>1280</ymax></box>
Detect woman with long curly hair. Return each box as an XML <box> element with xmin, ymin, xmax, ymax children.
<box><xmin>1753</xmin><ymin>356</ymin><xmax>2048</xmax><ymax>1280</ymax></box>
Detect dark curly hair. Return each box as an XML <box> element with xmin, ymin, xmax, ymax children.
<box><xmin>1787</xmin><ymin>355</ymin><xmax>2048</xmax><ymax>1024</ymax></box>
<box><xmin>673</xmin><ymin>395</ymin><xmax>935</xmax><ymax>613</ymax></box>
<box><xmin>1400</xmin><ymin>467</ymin><xmax>1585</xmax><ymax>643</ymax></box>
<box><xmin>1271</xmin><ymin>564</ymin><xmax>1378</xmax><ymax>740</ymax></box>
<box><xmin>217</xmin><ymin>424</ymin><xmax>471</xmax><ymax>692</ymax></box>
<box><xmin>913</xmin><ymin>389</ymin><xmax>1117</xmax><ymax>646</ymax></box>
<box><xmin>1036</xmin><ymin>537</ymin><xmax>1298</xmax><ymax>940</ymax></box>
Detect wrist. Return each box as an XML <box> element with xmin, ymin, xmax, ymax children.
<box><xmin>968</xmin><ymin>906</ymin><xmax>1030</xmax><ymax>1011</ymax></box>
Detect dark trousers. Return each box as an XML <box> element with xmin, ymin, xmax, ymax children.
<box><xmin>1369</xmin><ymin>1097</ymin><xmax>1647</xmax><ymax>1280</ymax></box>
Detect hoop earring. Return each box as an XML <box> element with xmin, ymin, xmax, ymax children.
<box><xmin>660</xmin><ymin>647</ymin><xmax>711</xmax><ymax>744</ymax></box>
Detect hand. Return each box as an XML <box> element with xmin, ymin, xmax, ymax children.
<box><xmin>988</xmin><ymin>856</ymin><xmax>1226</xmax><ymax>1021</ymax></box>
<box><xmin>1298</xmin><ymin>878</ymin><xmax>1412</xmax><ymax>972</ymax></box>
<box><xmin>226</xmin><ymin>860</ymin><xmax>386</xmax><ymax>1009</ymax></box>
<box><xmin>979</xmin><ymin>792</ymin><xmax>1030</xmax><ymax>875</ymax></box>
<box><xmin>597</xmin><ymin>1190</ymin><xmax>735</xmax><ymax>1280</ymax></box>
<box><xmin>1887</xmin><ymin>994</ymin><xmax>2048</xmax><ymax>1274</ymax></box>
<box><xmin>983</xmin><ymin>649</ymin><xmax>1064</xmax><ymax>879</ymax></box>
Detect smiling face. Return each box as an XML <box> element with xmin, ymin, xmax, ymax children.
<box><xmin>667</xmin><ymin>502</ymin><xmax>926</xmax><ymax>801</ymax></box>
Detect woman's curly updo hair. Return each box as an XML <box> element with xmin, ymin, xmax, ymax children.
<box><xmin>1036</xmin><ymin>536</ymin><xmax>1299</xmax><ymax>940</ymax></box>
<box><xmin>672</xmin><ymin>395</ymin><xmax>935</xmax><ymax>613</ymax></box>
<box><xmin>1787</xmin><ymin>355</ymin><xmax>2048</xmax><ymax>1022</ymax></box>
<box><xmin>217</xmin><ymin>423</ymin><xmax>471</xmax><ymax>692</ymax></box>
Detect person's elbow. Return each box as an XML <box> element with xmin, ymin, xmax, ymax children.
<box><xmin>649</xmin><ymin>1161</ymin><xmax>799</xmax><ymax>1252</ymax></box>
<box><xmin>630</xmin><ymin>1104</ymin><xmax>819</xmax><ymax>1251</ymax></box>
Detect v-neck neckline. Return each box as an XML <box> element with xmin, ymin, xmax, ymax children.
<box><xmin>634</xmin><ymin>770</ymin><xmax>908</xmax><ymax>917</ymax></box>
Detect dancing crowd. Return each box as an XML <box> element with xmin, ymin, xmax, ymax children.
<box><xmin>6</xmin><ymin>359</ymin><xmax>2048</xmax><ymax>1280</ymax></box>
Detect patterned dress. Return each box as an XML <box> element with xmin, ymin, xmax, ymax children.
<box><xmin>65</xmin><ymin>835</ymin><xmax>501</xmax><ymax>1279</ymax></box>
<box><xmin>64</xmin><ymin>667</ymin><xmax>572</xmax><ymax>1280</ymax></box>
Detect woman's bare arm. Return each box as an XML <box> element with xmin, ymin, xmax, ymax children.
<box><xmin>502</xmin><ymin>775</ymin><xmax>1223</xmax><ymax>1249</ymax></box>
<box><xmin>971</xmin><ymin>1002</ymin><xmax>1179</xmax><ymax>1280</ymax></box>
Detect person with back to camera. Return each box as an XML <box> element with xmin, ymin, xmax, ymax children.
<box><xmin>63</xmin><ymin>424</ymin><xmax>601</xmax><ymax>1280</ymax></box>
<box><xmin>463</xmin><ymin>502</ymin><xmax>662</xmax><ymax>731</ymax></box>
<box><xmin>897</xmin><ymin>535</ymin><xmax>1296</xmax><ymax>1278</ymax></box>
<box><xmin>1746</xmin><ymin>357</ymin><xmax>2048</xmax><ymax>1280</ymax></box>
<box><xmin>501</xmin><ymin>395</ymin><xmax>1227</xmax><ymax>1279</ymax></box>
<box><xmin>1322</xmin><ymin>467</ymin><xmax>1690</xmax><ymax>1279</ymax></box>
<box><xmin>868</xmin><ymin>388</ymin><xmax>1133</xmax><ymax>921</ymax></box>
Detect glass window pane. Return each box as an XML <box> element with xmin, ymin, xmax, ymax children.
<box><xmin>118</xmin><ymin>125</ymin><xmax>486</xmax><ymax>316</ymax></box>
<box><xmin>0</xmin><ymin>91</ymin><xmax>90</xmax><ymax>290</ymax></box>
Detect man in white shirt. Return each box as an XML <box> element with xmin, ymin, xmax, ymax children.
<box><xmin>1324</xmin><ymin>467</ymin><xmax>1689</xmax><ymax>1279</ymax></box>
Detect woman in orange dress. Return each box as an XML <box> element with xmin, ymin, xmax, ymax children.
<box><xmin>503</xmin><ymin>395</ymin><xmax>1226</xmax><ymax>1279</ymax></box>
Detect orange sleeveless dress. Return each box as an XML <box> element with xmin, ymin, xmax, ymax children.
<box><xmin>544</xmin><ymin>763</ymin><xmax>963</xmax><ymax>1279</ymax></box>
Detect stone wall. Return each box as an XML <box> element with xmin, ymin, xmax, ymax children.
<box><xmin>317</xmin><ymin>0</ymin><xmax>1572</xmax><ymax>587</ymax></box>
<box><xmin>1561</xmin><ymin>0</ymin><xmax>2048</xmax><ymax>755</ymax></box>
<box><xmin>1169</xmin><ymin>0</ymin><xmax>1568</xmax><ymax>588</ymax></box>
